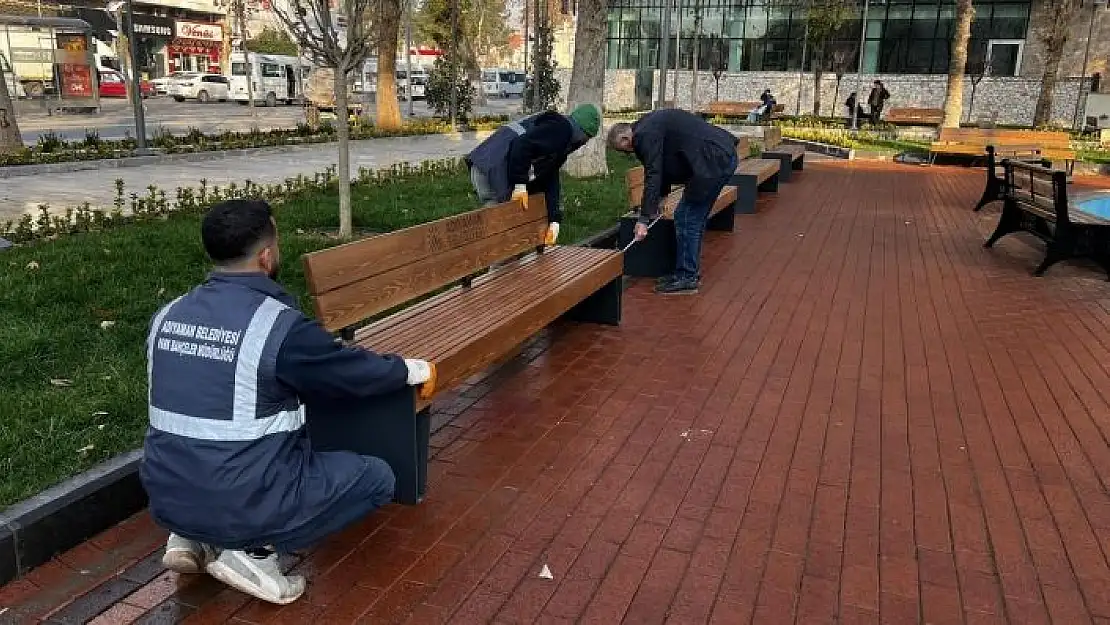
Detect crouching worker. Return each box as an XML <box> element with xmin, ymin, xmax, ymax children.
<box><xmin>140</xmin><ymin>199</ymin><xmax>433</xmax><ymax>605</ymax></box>
<box><xmin>465</xmin><ymin>103</ymin><xmax>602</xmax><ymax>245</ymax></box>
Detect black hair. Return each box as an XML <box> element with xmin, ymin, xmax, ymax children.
<box><xmin>201</xmin><ymin>199</ymin><xmax>275</xmax><ymax>264</ymax></box>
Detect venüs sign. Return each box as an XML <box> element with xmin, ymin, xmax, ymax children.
<box><xmin>174</xmin><ymin>21</ymin><xmax>222</xmax><ymax>42</ymax></box>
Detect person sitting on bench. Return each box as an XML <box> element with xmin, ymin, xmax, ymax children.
<box><xmin>141</xmin><ymin>199</ymin><xmax>433</xmax><ymax>605</ymax></box>
<box><xmin>607</xmin><ymin>108</ymin><xmax>739</xmax><ymax>296</ymax></box>
<box><xmin>465</xmin><ymin>103</ymin><xmax>602</xmax><ymax>246</ymax></box>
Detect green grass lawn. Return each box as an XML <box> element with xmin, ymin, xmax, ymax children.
<box><xmin>0</xmin><ymin>151</ymin><xmax>636</xmax><ymax>507</ymax></box>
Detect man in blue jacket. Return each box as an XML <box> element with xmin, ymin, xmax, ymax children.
<box><xmin>465</xmin><ymin>103</ymin><xmax>602</xmax><ymax>245</ymax></box>
<box><xmin>141</xmin><ymin>199</ymin><xmax>433</xmax><ymax>604</ymax></box>
<box><xmin>607</xmin><ymin>109</ymin><xmax>738</xmax><ymax>295</ymax></box>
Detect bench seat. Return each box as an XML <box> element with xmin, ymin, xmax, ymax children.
<box><xmin>302</xmin><ymin>196</ymin><xmax>623</xmax><ymax>504</ymax></box>
<box><xmin>758</xmin><ymin>127</ymin><xmax>806</xmax><ymax>181</ymax></box>
<box><xmin>355</xmin><ymin>245</ymin><xmax>623</xmax><ymax>408</ymax></box>
<box><xmin>886</xmin><ymin>108</ymin><xmax>944</xmax><ymax>126</ymax></box>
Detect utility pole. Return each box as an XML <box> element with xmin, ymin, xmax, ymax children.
<box><xmin>1072</xmin><ymin>0</ymin><xmax>1105</xmax><ymax>130</ymax></box>
<box><xmin>523</xmin><ymin>0</ymin><xmax>529</xmax><ymax>113</ymax></box>
<box><xmin>673</xmin><ymin>0</ymin><xmax>681</xmax><ymax>102</ymax></box>
<box><xmin>690</xmin><ymin>2</ymin><xmax>700</xmax><ymax>110</ymax></box>
<box><xmin>655</xmin><ymin>0</ymin><xmax>672</xmax><ymax>109</ymax></box>
<box><xmin>405</xmin><ymin>0</ymin><xmax>414</xmax><ymax>117</ymax></box>
<box><xmin>120</xmin><ymin>0</ymin><xmax>147</xmax><ymax>150</ymax></box>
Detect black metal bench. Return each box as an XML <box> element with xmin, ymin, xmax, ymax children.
<box><xmin>972</xmin><ymin>145</ymin><xmax>1050</xmax><ymax>212</ymax></box>
<box><xmin>984</xmin><ymin>159</ymin><xmax>1110</xmax><ymax>279</ymax></box>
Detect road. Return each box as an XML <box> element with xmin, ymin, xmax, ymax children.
<box><xmin>0</xmin><ymin>131</ymin><xmax>492</xmax><ymax>223</ymax></box>
<box><xmin>15</xmin><ymin>96</ymin><xmax>526</xmax><ymax>144</ymax></box>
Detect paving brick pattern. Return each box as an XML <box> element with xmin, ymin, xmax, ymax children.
<box><xmin>5</xmin><ymin>161</ymin><xmax>1110</xmax><ymax>624</ymax></box>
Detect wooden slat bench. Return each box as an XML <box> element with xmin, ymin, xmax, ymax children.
<box><xmin>885</xmin><ymin>107</ymin><xmax>944</xmax><ymax>126</ymax></box>
<box><xmin>984</xmin><ymin>159</ymin><xmax>1110</xmax><ymax>279</ymax></box>
<box><xmin>699</xmin><ymin>100</ymin><xmax>786</xmax><ymax>120</ymax></box>
<box><xmin>760</xmin><ymin>126</ymin><xmax>806</xmax><ymax>182</ymax></box>
<box><xmin>301</xmin><ymin>197</ymin><xmax>624</xmax><ymax>504</ymax></box>
<box><xmin>929</xmin><ymin>127</ymin><xmax>1075</xmax><ymax>168</ymax></box>
<box><xmin>616</xmin><ymin>137</ymin><xmax>779</xmax><ymax>277</ymax></box>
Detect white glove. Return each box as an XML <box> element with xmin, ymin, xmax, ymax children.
<box><xmin>545</xmin><ymin>222</ymin><xmax>560</xmax><ymax>245</ymax></box>
<box><xmin>404</xmin><ymin>359</ymin><xmax>432</xmax><ymax>385</ymax></box>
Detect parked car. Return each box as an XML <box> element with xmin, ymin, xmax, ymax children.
<box><xmin>168</xmin><ymin>73</ymin><xmax>230</xmax><ymax>103</ymax></box>
<box><xmin>150</xmin><ymin>71</ymin><xmax>192</xmax><ymax>95</ymax></box>
<box><xmin>98</xmin><ymin>69</ymin><xmax>154</xmax><ymax>98</ymax></box>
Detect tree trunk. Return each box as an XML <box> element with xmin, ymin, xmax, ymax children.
<box><xmin>942</xmin><ymin>0</ymin><xmax>973</xmax><ymax>128</ymax></box>
<box><xmin>334</xmin><ymin>68</ymin><xmax>353</xmax><ymax>238</ymax></box>
<box><xmin>811</xmin><ymin>47</ymin><xmax>823</xmax><ymax>116</ymax></box>
<box><xmin>0</xmin><ymin>71</ymin><xmax>22</xmax><ymax>154</ymax></box>
<box><xmin>376</xmin><ymin>0</ymin><xmax>403</xmax><ymax>130</ymax></box>
<box><xmin>563</xmin><ymin>0</ymin><xmax>607</xmax><ymax>178</ymax></box>
<box><xmin>1034</xmin><ymin>43</ymin><xmax>1064</xmax><ymax>126</ymax></box>
<box><xmin>238</xmin><ymin>4</ymin><xmax>255</xmax><ymax>115</ymax></box>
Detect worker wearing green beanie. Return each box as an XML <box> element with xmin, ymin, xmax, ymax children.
<box><xmin>465</xmin><ymin>102</ymin><xmax>603</xmax><ymax>246</ymax></box>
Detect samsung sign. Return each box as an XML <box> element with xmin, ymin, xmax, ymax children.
<box><xmin>128</xmin><ymin>15</ymin><xmax>174</xmax><ymax>38</ymax></box>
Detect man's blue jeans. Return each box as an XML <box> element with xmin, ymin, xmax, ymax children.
<box><xmin>673</xmin><ymin>155</ymin><xmax>737</xmax><ymax>281</ymax></box>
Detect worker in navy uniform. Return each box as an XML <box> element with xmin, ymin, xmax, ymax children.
<box><xmin>464</xmin><ymin>103</ymin><xmax>602</xmax><ymax>246</ymax></box>
<box><xmin>140</xmin><ymin>199</ymin><xmax>433</xmax><ymax>604</ymax></box>
<box><xmin>606</xmin><ymin>109</ymin><xmax>739</xmax><ymax>296</ymax></box>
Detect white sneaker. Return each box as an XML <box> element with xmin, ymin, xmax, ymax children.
<box><xmin>205</xmin><ymin>549</ymin><xmax>306</xmax><ymax>605</ymax></box>
<box><xmin>162</xmin><ymin>533</ymin><xmax>212</xmax><ymax>574</ymax></box>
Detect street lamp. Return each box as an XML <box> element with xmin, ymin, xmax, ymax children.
<box><xmin>108</xmin><ymin>0</ymin><xmax>148</xmax><ymax>150</ymax></box>
<box><xmin>850</xmin><ymin>0</ymin><xmax>871</xmax><ymax>130</ymax></box>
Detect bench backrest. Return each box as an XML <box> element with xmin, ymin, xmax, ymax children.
<box><xmin>624</xmin><ymin>137</ymin><xmax>749</xmax><ymax>209</ymax></box>
<box><xmin>303</xmin><ymin>198</ymin><xmax>549</xmax><ymax>332</ymax></box>
<box><xmin>1003</xmin><ymin>159</ymin><xmax>1068</xmax><ymax>221</ymax></box>
<box><xmin>936</xmin><ymin>128</ymin><xmax>1071</xmax><ymax>149</ymax></box>
<box><xmin>705</xmin><ymin>101</ymin><xmax>751</xmax><ymax>116</ymax></box>
<box><xmin>886</xmin><ymin>107</ymin><xmax>944</xmax><ymax>124</ymax></box>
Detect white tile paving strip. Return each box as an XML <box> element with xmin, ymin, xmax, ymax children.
<box><xmin>0</xmin><ymin>132</ymin><xmax>492</xmax><ymax>223</ymax></box>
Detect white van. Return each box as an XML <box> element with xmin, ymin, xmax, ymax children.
<box><xmin>229</xmin><ymin>52</ymin><xmax>303</xmax><ymax>106</ymax></box>
<box><xmin>482</xmin><ymin>68</ymin><xmax>525</xmax><ymax>98</ymax></box>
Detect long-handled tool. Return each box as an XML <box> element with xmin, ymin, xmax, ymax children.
<box><xmin>621</xmin><ymin>216</ymin><xmax>662</xmax><ymax>253</ymax></box>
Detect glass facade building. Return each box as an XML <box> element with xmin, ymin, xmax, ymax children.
<box><xmin>606</xmin><ymin>0</ymin><xmax>1032</xmax><ymax>75</ymax></box>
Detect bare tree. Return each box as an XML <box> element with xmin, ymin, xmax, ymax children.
<box><xmin>1033</xmin><ymin>0</ymin><xmax>1082</xmax><ymax>126</ymax></box>
<box><xmin>804</xmin><ymin>0</ymin><xmax>853</xmax><ymax>116</ymax></box>
<box><xmin>941</xmin><ymin>0</ymin><xmax>974</xmax><ymax>128</ymax></box>
<box><xmin>829</xmin><ymin>42</ymin><xmax>854</xmax><ymax>117</ymax></box>
<box><xmin>564</xmin><ymin>0</ymin><xmax>608</xmax><ymax>178</ymax></box>
<box><xmin>376</xmin><ymin>0</ymin><xmax>403</xmax><ymax>129</ymax></box>
<box><xmin>0</xmin><ymin>74</ymin><xmax>21</xmax><ymax>154</ymax></box>
<box><xmin>217</xmin><ymin>0</ymin><xmax>260</xmax><ymax>113</ymax></box>
<box><xmin>275</xmin><ymin>0</ymin><xmax>378</xmax><ymax>237</ymax></box>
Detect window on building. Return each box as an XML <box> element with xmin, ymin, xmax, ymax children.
<box><xmin>604</xmin><ymin>0</ymin><xmax>1031</xmax><ymax>74</ymax></box>
<box><xmin>261</xmin><ymin>63</ymin><xmax>282</xmax><ymax>78</ymax></box>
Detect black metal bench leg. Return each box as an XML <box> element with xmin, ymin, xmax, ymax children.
<box><xmin>618</xmin><ymin>214</ymin><xmax>676</xmax><ymax>277</ymax></box>
<box><xmin>984</xmin><ymin>199</ymin><xmax>1023</xmax><ymax>249</ymax></box>
<box><xmin>1034</xmin><ymin>245</ymin><xmax>1068</xmax><ymax>277</ymax></box>
<box><xmin>565</xmin><ymin>276</ymin><xmax>623</xmax><ymax>326</ymax></box>
<box><xmin>706</xmin><ymin>201</ymin><xmax>735</xmax><ymax>232</ymax></box>
<box><xmin>306</xmin><ymin>388</ymin><xmax>428</xmax><ymax>505</ymax></box>
<box><xmin>974</xmin><ymin>173</ymin><xmax>1000</xmax><ymax>212</ymax></box>
<box><xmin>1034</xmin><ymin>227</ymin><xmax>1077</xmax><ymax>277</ymax></box>
<box><xmin>793</xmin><ymin>154</ymin><xmax>805</xmax><ymax>171</ymax></box>
<box><xmin>759</xmin><ymin>172</ymin><xmax>780</xmax><ymax>193</ymax></box>
<box><xmin>731</xmin><ymin>175</ymin><xmax>759</xmax><ymax>214</ymax></box>
<box><xmin>763</xmin><ymin>152</ymin><xmax>793</xmax><ymax>182</ymax></box>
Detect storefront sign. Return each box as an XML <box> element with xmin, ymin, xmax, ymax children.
<box><xmin>9</xmin><ymin>48</ymin><xmax>54</xmax><ymax>64</ymax></box>
<box><xmin>174</xmin><ymin>21</ymin><xmax>222</xmax><ymax>42</ymax></box>
<box><xmin>128</xmin><ymin>15</ymin><xmax>174</xmax><ymax>38</ymax></box>
<box><xmin>60</xmin><ymin>64</ymin><xmax>93</xmax><ymax>98</ymax></box>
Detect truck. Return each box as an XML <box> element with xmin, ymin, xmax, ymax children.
<box><xmin>303</xmin><ymin>66</ymin><xmax>365</xmax><ymax>123</ymax></box>
<box><xmin>0</xmin><ymin>15</ymin><xmax>97</xmax><ymax>99</ymax></box>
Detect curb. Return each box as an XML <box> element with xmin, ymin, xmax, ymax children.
<box><xmin>0</xmin><ymin>451</ymin><xmax>146</xmax><ymax>587</ymax></box>
<box><xmin>0</xmin><ymin>228</ymin><xmax>620</xmax><ymax>588</ymax></box>
<box><xmin>0</xmin><ymin>131</ymin><xmax>492</xmax><ymax>179</ymax></box>
<box><xmin>781</xmin><ymin>138</ymin><xmax>854</xmax><ymax>159</ymax></box>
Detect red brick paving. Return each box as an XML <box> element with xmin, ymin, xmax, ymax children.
<box><xmin>5</xmin><ymin>161</ymin><xmax>1110</xmax><ymax>624</ymax></box>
